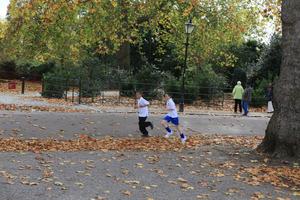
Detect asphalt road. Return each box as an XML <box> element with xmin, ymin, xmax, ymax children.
<box><xmin>0</xmin><ymin>148</ymin><xmax>297</xmax><ymax>200</ymax></box>
<box><xmin>0</xmin><ymin>111</ymin><xmax>270</xmax><ymax>139</ymax></box>
<box><xmin>0</xmin><ymin>111</ymin><xmax>297</xmax><ymax>200</ymax></box>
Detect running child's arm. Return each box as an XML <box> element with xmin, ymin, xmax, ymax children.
<box><xmin>139</xmin><ymin>99</ymin><xmax>150</xmax><ymax>108</ymax></box>
<box><xmin>134</xmin><ymin>99</ymin><xmax>139</xmax><ymax>109</ymax></box>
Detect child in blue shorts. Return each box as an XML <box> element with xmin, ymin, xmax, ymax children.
<box><xmin>161</xmin><ymin>93</ymin><xmax>187</xmax><ymax>144</ymax></box>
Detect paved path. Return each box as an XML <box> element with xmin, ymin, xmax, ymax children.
<box><xmin>0</xmin><ymin>111</ymin><xmax>270</xmax><ymax>139</ymax></box>
<box><xmin>0</xmin><ymin>92</ymin><xmax>272</xmax><ymax>116</ymax></box>
<box><xmin>0</xmin><ymin>93</ymin><xmax>94</xmax><ymax>111</ymax></box>
<box><xmin>0</xmin><ymin>111</ymin><xmax>298</xmax><ymax>200</ymax></box>
<box><xmin>0</xmin><ymin>149</ymin><xmax>297</xmax><ymax>200</ymax></box>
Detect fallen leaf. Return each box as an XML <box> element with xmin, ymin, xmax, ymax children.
<box><xmin>293</xmin><ymin>192</ymin><xmax>300</xmax><ymax>196</ymax></box>
<box><xmin>136</xmin><ymin>163</ymin><xmax>144</xmax><ymax>168</ymax></box>
<box><xmin>181</xmin><ymin>183</ymin><xmax>194</xmax><ymax>190</ymax></box>
<box><xmin>143</xmin><ymin>186</ymin><xmax>151</xmax><ymax>190</ymax></box>
<box><xmin>121</xmin><ymin>190</ymin><xmax>132</xmax><ymax>196</ymax></box>
<box><xmin>54</xmin><ymin>181</ymin><xmax>63</xmax><ymax>186</ymax></box>
<box><xmin>177</xmin><ymin>177</ymin><xmax>188</xmax><ymax>183</ymax></box>
<box><xmin>29</xmin><ymin>182</ymin><xmax>39</xmax><ymax>186</ymax></box>
<box><xmin>167</xmin><ymin>180</ymin><xmax>177</xmax><ymax>185</ymax></box>
<box><xmin>75</xmin><ymin>182</ymin><xmax>84</xmax><ymax>187</ymax></box>
<box><xmin>253</xmin><ymin>192</ymin><xmax>265</xmax><ymax>199</ymax></box>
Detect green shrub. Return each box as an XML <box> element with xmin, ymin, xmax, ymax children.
<box><xmin>163</xmin><ymin>76</ymin><xmax>199</xmax><ymax>104</ymax></box>
<box><xmin>42</xmin><ymin>73</ymin><xmax>66</xmax><ymax>98</ymax></box>
<box><xmin>195</xmin><ymin>64</ymin><xmax>227</xmax><ymax>100</ymax></box>
<box><xmin>14</xmin><ymin>61</ymin><xmax>55</xmax><ymax>80</ymax></box>
<box><xmin>120</xmin><ymin>64</ymin><xmax>163</xmax><ymax>99</ymax></box>
<box><xmin>120</xmin><ymin>77</ymin><xmax>137</xmax><ymax>98</ymax></box>
<box><xmin>41</xmin><ymin>65</ymin><xmax>79</xmax><ymax>98</ymax></box>
<box><xmin>251</xmin><ymin>35</ymin><xmax>281</xmax><ymax>84</ymax></box>
<box><xmin>251</xmin><ymin>76</ymin><xmax>276</xmax><ymax>107</ymax></box>
<box><xmin>0</xmin><ymin>61</ymin><xmax>17</xmax><ymax>79</ymax></box>
<box><xmin>80</xmin><ymin>79</ymin><xmax>102</xmax><ymax>98</ymax></box>
<box><xmin>163</xmin><ymin>76</ymin><xmax>180</xmax><ymax>103</ymax></box>
<box><xmin>79</xmin><ymin>57</ymin><xmax>127</xmax><ymax>97</ymax></box>
<box><xmin>231</xmin><ymin>67</ymin><xmax>247</xmax><ymax>88</ymax></box>
<box><xmin>163</xmin><ymin>65</ymin><xmax>227</xmax><ymax>104</ymax></box>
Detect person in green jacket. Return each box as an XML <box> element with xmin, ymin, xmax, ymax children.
<box><xmin>232</xmin><ymin>81</ymin><xmax>244</xmax><ymax>113</ymax></box>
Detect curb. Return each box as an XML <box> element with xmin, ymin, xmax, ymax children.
<box><xmin>101</xmin><ymin>110</ymin><xmax>272</xmax><ymax>118</ymax></box>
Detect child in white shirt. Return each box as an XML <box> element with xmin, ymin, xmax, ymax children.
<box><xmin>135</xmin><ymin>91</ymin><xmax>153</xmax><ymax>137</ymax></box>
<box><xmin>161</xmin><ymin>93</ymin><xmax>187</xmax><ymax>144</ymax></box>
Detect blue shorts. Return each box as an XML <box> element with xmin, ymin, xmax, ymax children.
<box><xmin>163</xmin><ymin>115</ymin><xmax>179</xmax><ymax>126</ymax></box>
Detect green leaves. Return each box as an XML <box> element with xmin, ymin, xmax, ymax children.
<box><xmin>3</xmin><ymin>0</ymin><xmax>264</xmax><ymax>69</ymax></box>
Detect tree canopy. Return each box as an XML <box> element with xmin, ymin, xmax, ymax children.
<box><xmin>1</xmin><ymin>0</ymin><xmax>276</xmax><ymax>68</ymax></box>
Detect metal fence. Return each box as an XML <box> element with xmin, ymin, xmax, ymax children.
<box><xmin>0</xmin><ymin>72</ymin><xmax>267</xmax><ymax>109</ymax></box>
<box><xmin>40</xmin><ymin>77</ymin><xmax>266</xmax><ymax>109</ymax></box>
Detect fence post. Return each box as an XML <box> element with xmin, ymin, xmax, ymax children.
<box><xmin>91</xmin><ymin>81</ymin><xmax>94</xmax><ymax>103</ymax></box>
<box><xmin>78</xmin><ymin>78</ymin><xmax>82</xmax><ymax>104</ymax></box>
<box><xmin>41</xmin><ymin>78</ymin><xmax>44</xmax><ymax>94</ymax></box>
<box><xmin>118</xmin><ymin>82</ymin><xmax>121</xmax><ymax>105</ymax></box>
<box><xmin>222</xmin><ymin>90</ymin><xmax>225</xmax><ymax>108</ymax></box>
<box><xmin>101</xmin><ymin>91</ymin><xmax>104</xmax><ymax>104</ymax></box>
<box><xmin>65</xmin><ymin>78</ymin><xmax>68</xmax><ymax>102</ymax></box>
<box><xmin>21</xmin><ymin>77</ymin><xmax>25</xmax><ymax>94</ymax></box>
<box><xmin>72</xmin><ymin>87</ymin><xmax>75</xmax><ymax>103</ymax></box>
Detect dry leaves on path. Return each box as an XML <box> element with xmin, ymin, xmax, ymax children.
<box><xmin>0</xmin><ymin>135</ymin><xmax>262</xmax><ymax>153</ymax></box>
<box><xmin>236</xmin><ymin>166</ymin><xmax>300</xmax><ymax>190</ymax></box>
<box><xmin>0</xmin><ymin>104</ymin><xmax>89</xmax><ymax>113</ymax></box>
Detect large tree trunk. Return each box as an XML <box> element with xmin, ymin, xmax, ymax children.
<box><xmin>116</xmin><ymin>42</ymin><xmax>131</xmax><ymax>69</ymax></box>
<box><xmin>257</xmin><ymin>0</ymin><xmax>300</xmax><ymax>158</ymax></box>
<box><xmin>115</xmin><ymin>0</ymin><xmax>131</xmax><ymax>69</ymax></box>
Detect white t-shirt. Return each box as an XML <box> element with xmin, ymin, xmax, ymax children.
<box><xmin>138</xmin><ymin>97</ymin><xmax>149</xmax><ymax>117</ymax></box>
<box><xmin>166</xmin><ymin>98</ymin><xmax>178</xmax><ymax>118</ymax></box>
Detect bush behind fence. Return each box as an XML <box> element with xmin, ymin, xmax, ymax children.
<box><xmin>40</xmin><ymin>76</ymin><xmax>267</xmax><ymax>108</ymax></box>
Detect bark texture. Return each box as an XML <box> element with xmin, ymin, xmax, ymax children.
<box><xmin>257</xmin><ymin>0</ymin><xmax>300</xmax><ymax>158</ymax></box>
<box><xmin>116</xmin><ymin>42</ymin><xmax>131</xmax><ymax>69</ymax></box>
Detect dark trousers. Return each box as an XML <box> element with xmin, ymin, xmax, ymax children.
<box><xmin>139</xmin><ymin>117</ymin><xmax>152</xmax><ymax>136</ymax></box>
<box><xmin>242</xmin><ymin>100</ymin><xmax>249</xmax><ymax>115</ymax></box>
<box><xmin>234</xmin><ymin>99</ymin><xmax>242</xmax><ymax>113</ymax></box>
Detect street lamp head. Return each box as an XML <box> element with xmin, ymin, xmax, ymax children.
<box><xmin>185</xmin><ymin>19</ymin><xmax>195</xmax><ymax>34</ymax></box>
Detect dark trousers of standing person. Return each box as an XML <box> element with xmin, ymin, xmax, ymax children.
<box><xmin>242</xmin><ymin>100</ymin><xmax>249</xmax><ymax>115</ymax></box>
<box><xmin>234</xmin><ymin>99</ymin><xmax>242</xmax><ymax>113</ymax></box>
<box><xmin>139</xmin><ymin>117</ymin><xmax>152</xmax><ymax>136</ymax></box>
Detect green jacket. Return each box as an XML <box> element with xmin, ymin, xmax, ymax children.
<box><xmin>232</xmin><ymin>84</ymin><xmax>244</xmax><ymax>100</ymax></box>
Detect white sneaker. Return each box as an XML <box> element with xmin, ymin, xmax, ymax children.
<box><xmin>181</xmin><ymin>135</ymin><xmax>187</xmax><ymax>144</ymax></box>
<box><xmin>164</xmin><ymin>131</ymin><xmax>173</xmax><ymax>138</ymax></box>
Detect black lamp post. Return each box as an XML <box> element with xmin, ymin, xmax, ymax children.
<box><xmin>179</xmin><ymin>19</ymin><xmax>195</xmax><ymax>112</ymax></box>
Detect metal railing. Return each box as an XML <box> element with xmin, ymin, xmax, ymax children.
<box><xmin>40</xmin><ymin>77</ymin><xmax>267</xmax><ymax>108</ymax></box>
<box><xmin>0</xmin><ymin>72</ymin><xmax>268</xmax><ymax>109</ymax></box>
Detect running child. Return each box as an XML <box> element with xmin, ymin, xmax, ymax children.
<box><xmin>135</xmin><ymin>91</ymin><xmax>153</xmax><ymax>137</ymax></box>
<box><xmin>161</xmin><ymin>93</ymin><xmax>187</xmax><ymax>144</ymax></box>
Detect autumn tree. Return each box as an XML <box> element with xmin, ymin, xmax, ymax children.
<box><xmin>143</xmin><ymin>0</ymin><xmax>261</xmax><ymax>70</ymax></box>
<box><xmin>0</xmin><ymin>20</ymin><xmax>8</xmax><ymax>61</ymax></box>
<box><xmin>257</xmin><ymin>0</ymin><xmax>300</xmax><ymax>158</ymax></box>
<box><xmin>3</xmin><ymin>0</ymin><xmax>262</xmax><ymax>69</ymax></box>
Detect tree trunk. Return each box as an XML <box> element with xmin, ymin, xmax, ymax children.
<box><xmin>116</xmin><ymin>42</ymin><xmax>131</xmax><ymax>69</ymax></box>
<box><xmin>257</xmin><ymin>0</ymin><xmax>300</xmax><ymax>158</ymax></box>
<box><xmin>115</xmin><ymin>0</ymin><xmax>131</xmax><ymax>69</ymax></box>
